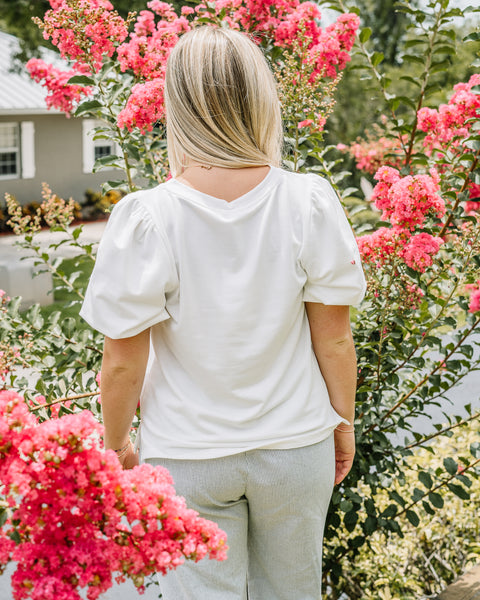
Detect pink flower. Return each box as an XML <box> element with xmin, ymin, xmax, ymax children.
<box><xmin>466</xmin><ymin>281</ymin><xmax>480</xmax><ymax>313</ymax></box>
<box><xmin>371</xmin><ymin>167</ymin><xmax>445</xmax><ymax>230</ymax></box>
<box><xmin>402</xmin><ymin>233</ymin><xmax>443</xmax><ymax>272</ymax></box>
<box><xmin>26</xmin><ymin>58</ymin><xmax>92</xmax><ymax>115</ymax></box>
<box><xmin>298</xmin><ymin>119</ymin><xmax>314</xmax><ymax>128</ymax></box>
<box><xmin>40</xmin><ymin>0</ymin><xmax>129</xmax><ymax>71</ymax></box>
<box><xmin>337</xmin><ymin>136</ymin><xmax>406</xmax><ymax>174</ymax></box>
<box><xmin>117</xmin><ymin>79</ymin><xmax>166</xmax><ymax>132</ymax></box>
<box><xmin>417</xmin><ymin>74</ymin><xmax>480</xmax><ymax>155</ymax></box>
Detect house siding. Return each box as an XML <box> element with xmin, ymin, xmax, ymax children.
<box><xmin>0</xmin><ymin>114</ymin><xmax>120</xmax><ymax>206</ymax></box>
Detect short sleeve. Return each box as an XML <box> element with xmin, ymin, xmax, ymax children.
<box><xmin>300</xmin><ymin>176</ymin><xmax>366</xmax><ymax>305</ymax></box>
<box><xmin>79</xmin><ymin>193</ymin><xmax>178</xmax><ymax>339</ymax></box>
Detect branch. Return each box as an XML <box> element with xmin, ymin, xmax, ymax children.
<box><xmin>439</xmin><ymin>152</ymin><xmax>480</xmax><ymax>237</ymax></box>
<box><xmin>30</xmin><ymin>391</ymin><xmax>99</xmax><ymax>412</ymax></box>
<box><xmin>394</xmin><ymin>457</ymin><xmax>480</xmax><ymax>520</ymax></box>
<box><xmin>404</xmin><ymin>411</ymin><xmax>480</xmax><ymax>450</ymax></box>
<box><xmin>366</xmin><ymin>315</ymin><xmax>480</xmax><ymax>433</ymax></box>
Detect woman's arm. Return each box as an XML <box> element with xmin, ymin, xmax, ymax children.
<box><xmin>101</xmin><ymin>329</ymin><xmax>150</xmax><ymax>468</ymax></box>
<box><xmin>305</xmin><ymin>302</ymin><xmax>357</xmax><ymax>485</ymax></box>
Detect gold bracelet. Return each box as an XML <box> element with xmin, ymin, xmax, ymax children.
<box><xmin>114</xmin><ymin>441</ymin><xmax>131</xmax><ymax>457</ymax></box>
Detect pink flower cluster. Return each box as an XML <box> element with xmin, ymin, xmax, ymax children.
<box><xmin>117</xmin><ymin>3</ymin><xmax>190</xmax><ymax>80</ymax></box>
<box><xmin>40</xmin><ymin>0</ymin><xmax>129</xmax><ymax>71</ymax></box>
<box><xmin>466</xmin><ymin>281</ymin><xmax>480</xmax><ymax>313</ymax></box>
<box><xmin>26</xmin><ymin>58</ymin><xmax>92</xmax><ymax>115</ymax></box>
<box><xmin>417</xmin><ymin>74</ymin><xmax>480</xmax><ymax>153</ymax></box>
<box><xmin>29</xmin><ymin>0</ymin><xmax>359</xmax><ymax>132</ymax></box>
<box><xmin>465</xmin><ymin>182</ymin><xmax>480</xmax><ymax>215</ymax></box>
<box><xmin>357</xmin><ymin>167</ymin><xmax>445</xmax><ymax>273</ymax></box>
<box><xmin>0</xmin><ymin>391</ymin><xmax>227</xmax><ymax>600</ymax></box>
<box><xmin>371</xmin><ymin>166</ymin><xmax>445</xmax><ymax>230</ymax></box>
<box><xmin>337</xmin><ymin>136</ymin><xmax>406</xmax><ymax>175</ymax></box>
<box><xmin>209</xmin><ymin>0</ymin><xmax>359</xmax><ymax>78</ymax></box>
<box><xmin>117</xmin><ymin>80</ymin><xmax>166</xmax><ymax>132</ymax></box>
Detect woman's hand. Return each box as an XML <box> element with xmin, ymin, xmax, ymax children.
<box><xmin>333</xmin><ymin>429</ymin><xmax>355</xmax><ymax>485</ymax></box>
<box><xmin>117</xmin><ymin>440</ymin><xmax>139</xmax><ymax>470</ymax></box>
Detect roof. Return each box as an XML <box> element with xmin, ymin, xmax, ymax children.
<box><xmin>0</xmin><ymin>30</ymin><xmax>62</xmax><ymax>116</ymax></box>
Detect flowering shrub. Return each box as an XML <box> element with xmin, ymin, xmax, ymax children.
<box><xmin>24</xmin><ymin>0</ymin><xmax>359</xmax><ymax>188</ymax></box>
<box><xmin>0</xmin><ymin>390</ymin><xmax>227</xmax><ymax>600</ymax></box>
<box><xmin>2</xmin><ymin>0</ymin><xmax>480</xmax><ymax>598</ymax></box>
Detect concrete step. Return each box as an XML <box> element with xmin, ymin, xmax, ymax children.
<box><xmin>436</xmin><ymin>565</ymin><xmax>480</xmax><ymax>600</ymax></box>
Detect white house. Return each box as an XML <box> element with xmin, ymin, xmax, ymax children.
<box><xmin>0</xmin><ymin>30</ymin><xmax>119</xmax><ymax>206</ymax></box>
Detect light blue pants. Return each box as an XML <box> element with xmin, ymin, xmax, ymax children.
<box><xmin>145</xmin><ymin>434</ymin><xmax>335</xmax><ymax>600</ymax></box>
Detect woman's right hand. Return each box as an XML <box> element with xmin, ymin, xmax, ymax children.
<box><xmin>333</xmin><ymin>429</ymin><xmax>355</xmax><ymax>485</ymax></box>
<box><xmin>118</xmin><ymin>441</ymin><xmax>139</xmax><ymax>470</ymax></box>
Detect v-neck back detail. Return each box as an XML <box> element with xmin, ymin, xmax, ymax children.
<box><xmin>166</xmin><ymin>166</ymin><xmax>278</xmax><ymax>210</ymax></box>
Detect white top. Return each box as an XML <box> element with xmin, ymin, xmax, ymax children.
<box><xmin>80</xmin><ymin>167</ymin><xmax>366</xmax><ymax>460</ymax></box>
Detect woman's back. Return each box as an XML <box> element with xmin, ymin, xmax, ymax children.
<box><xmin>80</xmin><ymin>166</ymin><xmax>365</xmax><ymax>460</ymax></box>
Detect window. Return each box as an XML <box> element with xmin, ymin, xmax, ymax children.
<box><xmin>0</xmin><ymin>121</ymin><xmax>35</xmax><ymax>180</ymax></box>
<box><xmin>94</xmin><ymin>142</ymin><xmax>115</xmax><ymax>161</ymax></box>
<box><xmin>0</xmin><ymin>123</ymin><xmax>20</xmax><ymax>178</ymax></box>
<box><xmin>83</xmin><ymin>119</ymin><xmax>119</xmax><ymax>174</ymax></box>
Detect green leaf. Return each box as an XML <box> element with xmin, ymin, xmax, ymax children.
<box><xmin>406</xmin><ymin>509</ymin><xmax>420</xmax><ymax>527</ymax></box>
<box><xmin>402</xmin><ymin>54</ymin><xmax>424</xmax><ymax>65</ymax></box>
<box><xmin>447</xmin><ymin>483</ymin><xmax>470</xmax><ymax>500</ymax></box>
<box><xmin>74</xmin><ymin>100</ymin><xmax>103</xmax><ymax>116</ymax></box>
<box><xmin>359</xmin><ymin>27</ymin><xmax>372</xmax><ymax>43</ymax></box>
<box><xmin>9</xmin><ymin>530</ymin><xmax>21</xmax><ymax>544</ymax></box>
<box><xmin>464</xmin><ymin>31</ymin><xmax>480</xmax><ymax>42</ymax></box>
<box><xmin>371</xmin><ymin>52</ymin><xmax>384</xmax><ymax>67</ymax></box>
<box><xmin>443</xmin><ymin>457</ymin><xmax>458</xmax><ymax>475</ymax></box>
<box><xmin>363</xmin><ymin>515</ymin><xmax>377</xmax><ymax>535</ymax></box>
<box><xmin>381</xmin><ymin>504</ymin><xmax>398</xmax><ymax>518</ymax></box>
<box><xmin>399</xmin><ymin>75</ymin><xmax>422</xmax><ymax>88</ymax></box>
<box><xmin>0</xmin><ymin>508</ymin><xmax>8</xmax><ymax>527</ymax></box>
<box><xmin>344</xmin><ymin>510</ymin><xmax>359</xmax><ymax>532</ymax></box>
<box><xmin>389</xmin><ymin>490</ymin><xmax>406</xmax><ymax>507</ymax></box>
<box><xmin>432</xmin><ymin>45</ymin><xmax>456</xmax><ymax>55</ymax></box>
<box><xmin>418</xmin><ymin>471</ymin><xmax>433</xmax><ymax>489</ymax></box>
<box><xmin>67</xmin><ymin>75</ymin><xmax>95</xmax><ymax>86</ymax></box>
<box><xmin>429</xmin><ymin>59</ymin><xmax>451</xmax><ymax>75</ymax></box>
<box><xmin>428</xmin><ymin>492</ymin><xmax>444</xmax><ymax>508</ymax></box>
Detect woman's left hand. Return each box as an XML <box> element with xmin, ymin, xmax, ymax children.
<box><xmin>333</xmin><ymin>429</ymin><xmax>355</xmax><ymax>485</ymax></box>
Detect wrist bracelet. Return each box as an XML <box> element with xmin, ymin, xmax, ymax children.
<box><xmin>114</xmin><ymin>441</ymin><xmax>131</xmax><ymax>457</ymax></box>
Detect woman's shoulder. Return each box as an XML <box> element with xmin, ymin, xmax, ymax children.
<box><xmin>277</xmin><ymin>168</ymin><xmax>337</xmax><ymax>211</ymax></box>
<box><xmin>109</xmin><ymin>183</ymin><xmax>175</xmax><ymax>226</ymax></box>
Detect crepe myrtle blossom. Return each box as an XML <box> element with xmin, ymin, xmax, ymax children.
<box><xmin>30</xmin><ymin>0</ymin><xmax>359</xmax><ymax>134</ymax></box>
<box><xmin>371</xmin><ymin>166</ymin><xmax>445</xmax><ymax>231</ymax></box>
<box><xmin>466</xmin><ymin>281</ymin><xmax>480</xmax><ymax>314</ymax></box>
<box><xmin>417</xmin><ymin>74</ymin><xmax>480</xmax><ymax>154</ymax></box>
<box><xmin>36</xmin><ymin>0</ymin><xmax>129</xmax><ymax>71</ymax></box>
<box><xmin>26</xmin><ymin>58</ymin><xmax>92</xmax><ymax>115</ymax></box>
<box><xmin>357</xmin><ymin>227</ymin><xmax>444</xmax><ymax>274</ymax></box>
<box><xmin>0</xmin><ymin>390</ymin><xmax>227</xmax><ymax>600</ymax></box>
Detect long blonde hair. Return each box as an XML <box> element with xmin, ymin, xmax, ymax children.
<box><xmin>165</xmin><ymin>26</ymin><xmax>283</xmax><ymax>176</ymax></box>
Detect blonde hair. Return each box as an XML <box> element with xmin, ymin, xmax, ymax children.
<box><xmin>165</xmin><ymin>26</ymin><xmax>283</xmax><ymax>176</ymax></box>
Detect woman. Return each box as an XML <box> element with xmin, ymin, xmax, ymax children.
<box><xmin>80</xmin><ymin>26</ymin><xmax>366</xmax><ymax>600</ymax></box>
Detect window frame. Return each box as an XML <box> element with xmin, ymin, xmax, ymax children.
<box><xmin>0</xmin><ymin>122</ymin><xmax>21</xmax><ymax>180</ymax></box>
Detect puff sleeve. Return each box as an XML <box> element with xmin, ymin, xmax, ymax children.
<box><xmin>300</xmin><ymin>176</ymin><xmax>366</xmax><ymax>305</ymax></box>
<box><xmin>79</xmin><ymin>193</ymin><xmax>178</xmax><ymax>339</ymax></box>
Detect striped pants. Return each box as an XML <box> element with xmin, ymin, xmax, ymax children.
<box><xmin>146</xmin><ymin>434</ymin><xmax>335</xmax><ymax>600</ymax></box>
